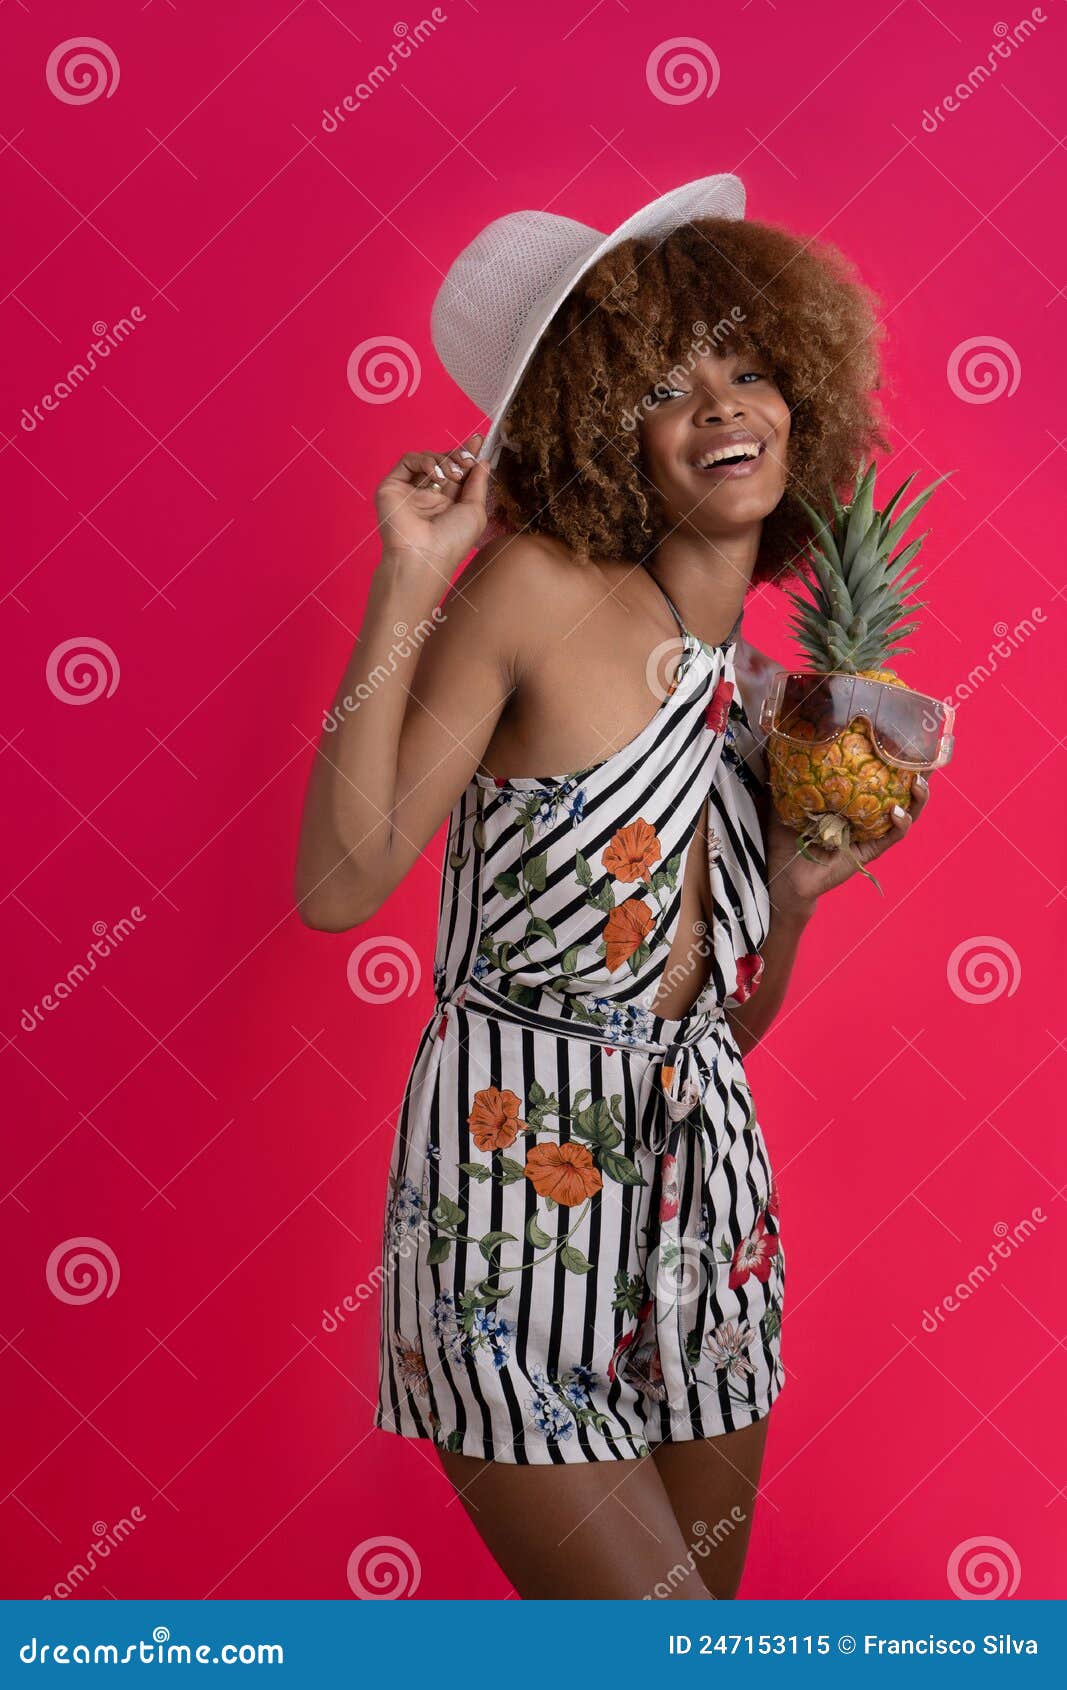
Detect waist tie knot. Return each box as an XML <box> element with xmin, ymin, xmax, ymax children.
<box><xmin>647</xmin><ymin>1040</ymin><xmax>710</xmax><ymax>1154</ymax></box>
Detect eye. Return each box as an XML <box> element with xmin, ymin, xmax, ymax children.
<box><xmin>645</xmin><ymin>384</ymin><xmax>689</xmax><ymax>405</ymax></box>
<box><xmin>737</xmin><ymin>370</ymin><xmax>767</xmax><ymax>383</ymax></box>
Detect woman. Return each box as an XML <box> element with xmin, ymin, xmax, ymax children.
<box><xmin>295</xmin><ymin>175</ymin><xmax>929</xmax><ymax>1600</ymax></box>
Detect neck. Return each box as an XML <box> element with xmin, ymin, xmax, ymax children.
<box><xmin>647</xmin><ymin>526</ymin><xmax>758</xmax><ymax>646</ymax></box>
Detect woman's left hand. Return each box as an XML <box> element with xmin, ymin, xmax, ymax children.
<box><xmin>765</xmin><ymin>774</ymin><xmax>931</xmax><ymax>919</ymax></box>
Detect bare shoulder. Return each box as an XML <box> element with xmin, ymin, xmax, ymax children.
<box><xmin>444</xmin><ymin>530</ymin><xmax>592</xmax><ymax>664</ymax></box>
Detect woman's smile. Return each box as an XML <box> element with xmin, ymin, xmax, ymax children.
<box><xmin>640</xmin><ymin>348</ymin><xmax>791</xmax><ymax>532</ymax></box>
<box><xmin>688</xmin><ymin>430</ymin><xmax>769</xmax><ymax>479</ymax></box>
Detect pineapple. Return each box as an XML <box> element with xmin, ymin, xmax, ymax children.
<box><xmin>767</xmin><ymin>458</ymin><xmax>951</xmax><ymax>872</ymax></box>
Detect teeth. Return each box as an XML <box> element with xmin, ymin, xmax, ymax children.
<box><xmin>693</xmin><ymin>442</ymin><xmax>761</xmax><ymax>468</ymax></box>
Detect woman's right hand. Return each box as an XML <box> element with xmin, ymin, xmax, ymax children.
<box><xmin>374</xmin><ymin>430</ymin><xmax>491</xmax><ymax>581</ymax></box>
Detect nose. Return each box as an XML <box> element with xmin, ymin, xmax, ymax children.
<box><xmin>691</xmin><ymin>381</ymin><xmax>745</xmax><ymax>424</ymax></box>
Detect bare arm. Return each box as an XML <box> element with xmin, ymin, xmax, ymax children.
<box><xmin>726</xmin><ymin>904</ymin><xmax>813</xmax><ymax>1059</ymax></box>
<box><xmin>294</xmin><ymin>433</ymin><xmax>524</xmax><ymax>930</ymax></box>
<box><xmin>726</xmin><ymin>770</ymin><xmax>932</xmax><ymax>1056</ymax></box>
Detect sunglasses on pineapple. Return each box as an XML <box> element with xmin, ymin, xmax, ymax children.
<box><xmin>758</xmin><ymin>671</ymin><xmax>956</xmax><ymax>771</ymax></box>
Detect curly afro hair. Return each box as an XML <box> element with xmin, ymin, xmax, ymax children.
<box><xmin>486</xmin><ymin>215</ymin><xmax>891</xmax><ymax>586</ymax></box>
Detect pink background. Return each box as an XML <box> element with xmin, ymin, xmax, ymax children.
<box><xmin>2</xmin><ymin>0</ymin><xmax>1065</xmax><ymax>1602</ymax></box>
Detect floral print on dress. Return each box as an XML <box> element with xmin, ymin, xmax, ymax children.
<box><xmin>528</xmin><ymin>1363</ymin><xmax>609</xmax><ymax>1441</ymax></box>
<box><xmin>468</xmin><ymin>1086</ymin><xmax>524</xmax><ymax>1151</ymax></box>
<box><xmin>423</xmin><ymin>1080</ymin><xmax>648</xmax><ymax>1314</ymax></box>
<box><xmin>730</xmin><ymin>952</ymin><xmax>765</xmax><ymax>1004</ymax></box>
<box><xmin>385</xmin><ymin>1174</ymin><xmax>425</xmax><ymax>1248</ymax></box>
<box><xmin>482</xmin><ymin>799</ymin><xmax>737</xmax><ymax>1041</ymax></box>
<box><xmin>485</xmin><ymin>814</ymin><xmax>686</xmax><ymax>1002</ymax></box>
<box><xmin>658</xmin><ymin>1152</ymin><xmax>680</xmax><ymax>1223</ymax></box>
<box><xmin>705</xmin><ymin>678</ymin><xmax>735</xmax><ymax>736</ymax></box>
<box><xmin>585</xmin><ymin>999</ymin><xmax>657</xmax><ymax>1049</ymax></box>
<box><xmin>602</xmin><ymin>819</ymin><xmax>662</xmax><ymax>882</ymax></box>
<box><xmin>609</xmin><ymin>1299</ymin><xmax>667</xmax><ymax>1402</ymax></box>
<box><xmin>525</xmin><ymin>1141</ymin><xmax>602</xmax><ymax>1205</ymax></box>
<box><xmin>702</xmin><ymin>1318</ymin><xmax>758</xmax><ymax>1380</ymax></box>
<box><xmin>378</xmin><ymin>627</ymin><xmax>786</xmax><ymax>1460</ymax></box>
<box><xmin>392</xmin><ymin>1332</ymin><xmax>431</xmax><ymax>1397</ymax></box>
<box><xmin>430</xmin><ymin>1291</ymin><xmax>516</xmax><ymax>1370</ymax></box>
<box><xmin>728</xmin><ymin>1211</ymin><xmax>779</xmax><ymax>1288</ymax></box>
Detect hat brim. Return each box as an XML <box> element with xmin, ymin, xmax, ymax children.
<box><xmin>477</xmin><ymin>172</ymin><xmax>746</xmax><ymax>471</ymax></box>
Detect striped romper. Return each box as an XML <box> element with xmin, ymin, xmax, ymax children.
<box><xmin>375</xmin><ymin>584</ymin><xmax>786</xmax><ymax>1463</ymax></box>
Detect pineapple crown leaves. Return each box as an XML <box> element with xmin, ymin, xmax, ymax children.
<box><xmin>788</xmin><ymin>458</ymin><xmax>955</xmax><ymax>672</ymax></box>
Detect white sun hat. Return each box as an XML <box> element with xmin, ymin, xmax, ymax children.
<box><xmin>430</xmin><ymin>173</ymin><xmax>747</xmax><ymax>471</ymax></box>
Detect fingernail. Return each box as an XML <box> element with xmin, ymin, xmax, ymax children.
<box><xmin>433</xmin><ymin>464</ymin><xmax>445</xmax><ymax>480</ymax></box>
<box><xmin>459</xmin><ymin>449</ymin><xmax>476</xmax><ymax>461</ymax></box>
<box><xmin>914</xmin><ymin>774</ymin><xmax>928</xmax><ymax>791</ymax></box>
<box><xmin>891</xmin><ymin>803</ymin><xmax>906</xmax><ymax>820</ymax></box>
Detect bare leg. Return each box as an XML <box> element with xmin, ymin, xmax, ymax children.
<box><xmin>653</xmin><ymin>1415</ymin><xmax>771</xmax><ymax>1599</ymax></box>
<box><xmin>437</xmin><ymin>1448</ymin><xmax>714</xmax><ymax>1600</ymax></box>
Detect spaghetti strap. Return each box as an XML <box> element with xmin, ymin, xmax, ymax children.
<box><xmin>645</xmin><ymin>571</ymin><xmax>687</xmax><ymax>637</ymax></box>
<box><xmin>647</xmin><ymin>570</ymin><xmax>744</xmax><ymax>649</ymax></box>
